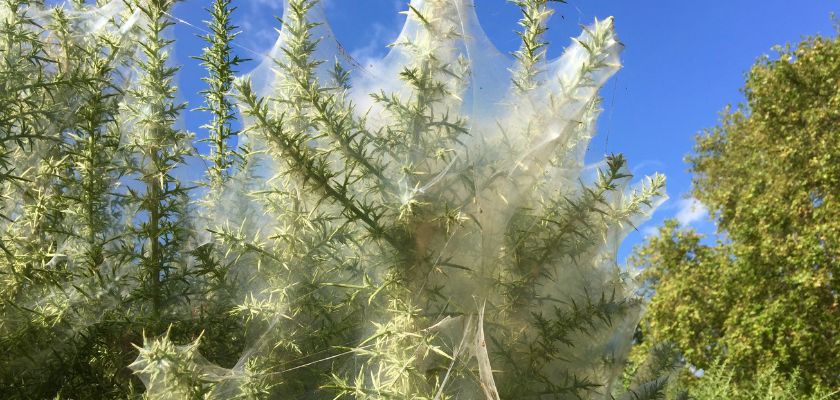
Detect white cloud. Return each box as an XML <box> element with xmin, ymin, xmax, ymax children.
<box><xmin>675</xmin><ymin>197</ymin><xmax>707</xmax><ymax>227</ymax></box>
<box><xmin>641</xmin><ymin>225</ymin><xmax>660</xmax><ymax>238</ymax></box>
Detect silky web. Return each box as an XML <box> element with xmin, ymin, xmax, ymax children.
<box><xmin>189</xmin><ymin>0</ymin><xmax>666</xmax><ymax>397</ymax></box>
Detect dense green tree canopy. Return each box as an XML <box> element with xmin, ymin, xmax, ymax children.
<box><xmin>634</xmin><ymin>27</ymin><xmax>840</xmax><ymax>390</ymax></box>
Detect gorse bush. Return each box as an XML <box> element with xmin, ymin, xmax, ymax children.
<box><xmin>0</xmin><ymin>0</ymin><xmax>671</xmax><ymax>398</ymax></box>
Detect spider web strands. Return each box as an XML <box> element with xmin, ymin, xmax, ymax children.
<box><xmin>160</xmin><ymin>9</ymin><xmax>373</xmax><ymax>77</ymax></box>
<box><xmin>190</xmin><ymin>1</ymin><xmax>666</xmax><ymax>399</ymax></box>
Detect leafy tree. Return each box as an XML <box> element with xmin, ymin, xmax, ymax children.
<box><xmin>687</xmin><ymin>362</ymin><xmax>838</xmax><ymax>400</ymax></box>
<box><xmin>633</xmin><ymin>24</ymin><xmax>840</xmax><ymax>391</ymax></box>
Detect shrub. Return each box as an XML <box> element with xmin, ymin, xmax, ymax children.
<box><xmin>0</xmin><ymin>1</ymin><xmax>669</xmax><ymax>398</ymax></box>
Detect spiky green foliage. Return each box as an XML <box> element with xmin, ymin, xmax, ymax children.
<box><xmin>121</xmin><ymin>0</ymin><xmax>245</xmax><ymax>389</ymax></box>
<box><xmin>0</xmin><ymin>1</ymin><xmax>143</xmax><ymax>397</ymax></box>
<box><xmin>0</xmin><ymin>0</ymin><xmax>57</xmax><ymax>202</ymax></box>
<box><xmin>196</xmin><ymin>0</ymin><xmax>246</xmax><ymax>187</ymax></box>
<box><xmin>511</xmin><ymin>0</ymin><xmax>567</xmax><ymax>91</ymax></box>
<box><xmin>617</xmin><ymin>342</ymin><xmax>687</xmax><ymax>400</ymax></box>
<box><xmin>122</xmin><ymin>0</ymin><xmax>194</xmax><ymax>327</ymax></box>
<box><xmin>0</xmin><ymin>0</ymin><xmax>64</xmax><ymax>261</ymax></box>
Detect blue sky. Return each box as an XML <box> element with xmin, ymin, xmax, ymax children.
<box><xmin>166</xmin><ymin>0</ymin><xmax>838</xmax><ymax>261</ymax></box>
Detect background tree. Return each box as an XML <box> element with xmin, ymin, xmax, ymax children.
<box><xmin>632</xmin><ymin>24</ymin><xmax>840</xmax><ymax>392</ymax></box>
